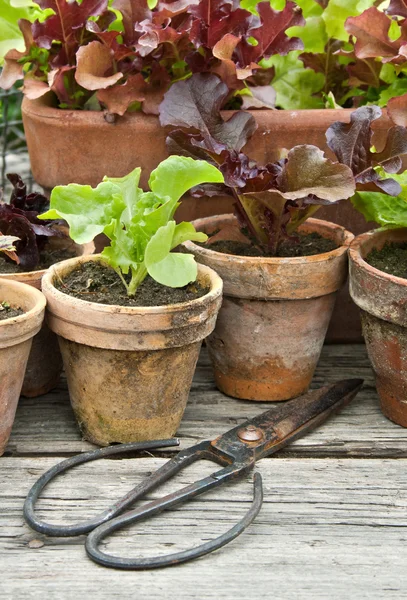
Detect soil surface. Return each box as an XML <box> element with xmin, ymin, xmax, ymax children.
<box><xmin>0</xmin><ymin>302</ymin><xmax>24</xmax><ymax>321</ymax></box>
<box><xmin>57</xmin><ymin>262</ymin><xmax>210</xmax><ymax>307</ymax></box>
<box><xmin>205</xmin><ymin>232</ymin><xmax>337</xmax><ymax>257</ymax></box>
<box><xmin>0</xmin><ymin>248</ymin><xmax>76</xmax><ymax>273</ymax></box>
<box><xmin>366</xmin><ymin>242</ymin><xmax>407</xmax><ymax>279</ymax></box>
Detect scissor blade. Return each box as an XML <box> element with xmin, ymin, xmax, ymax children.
<box><xmin>265</xmin><ymin>378</ymin><xmax>363</xmax><ymax>454</ymax></box>
<box><xmin>211</xmin><ymin>379</ymin><xmax>363</xmax><ymax>461</ymax></box>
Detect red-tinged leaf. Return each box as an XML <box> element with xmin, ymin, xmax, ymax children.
<box><xmin>86</xmin><ymin>24</ymin><xmax>135</xmax><ymax>61</ymax></box>
<box><xmin>112</xmin><ymin>0</ymin><xmax>151</xmax><ymax>44</ymax></box>
<box><xmin>347</xmin><ymin>57</ymin><xmax>382</xmax><ymax>88</ymax></box>
<box><xmin>326</xmin><ymin>105</ymin><xmax>381</xmax><ymax>175</ymax></box>
<box><xmin>345</xmin><ymin>7</ymin><xmax>407</xmax><ymax>63</ymax></box>
<box><xmin>97</xmin><ymin>73</ymin><xmax>145</xmax><ymax>115</ymax></box>
<box><xmin>206</xmin><ymin>224</ymin><xmax>251</xmax><ymax>245</ymax></box>
<box><xmin>241</xmin><ymin>85</ymin><xmax>276</xmax><ymax>109</ymax></box>
<box><xmin>387</xmin><ymin>93</ymin><xmax>407</xmax><ymax>126</ymax></box>
<box><xmin>22</xmin><ymin>76</ymin><xmax>51</xmax><ymax>100</ymax></box>
<box><xmin>372</xmin><ymin>125</ymin><xmax>407</xmax><ymax>172</ymax></box>
<box><xmin>0</xmin><ymin>234</ymin><xmax>20</xmax><ymax>264</ymax></box>
<box><xmin>212</xmin><ymin>33</ymin><xmax>258</xmax><ymax>86</ymax></box>
<box><xmin>387</xmin><ymin>0</ymin><xmax>407</xmax><ymax>18</ymax></box>
<box><xmin>188</xmin><ymin>0</ymin><xmax>254</xmax><ymax>49</ymax></box>
<box><xmin>159</xmin><ymin>73</ymin><xmax>257</xmax><ymax>150</ymax></box>
<box><xmin>276</xmin><ymin>146</ymin><xmax>355</xmax><ymax>203</ymax></box>
<box><xmin>0</xmin><ymin>20</ymin><xmax>34</xmax><ymax>89</ymax></box>
<box><xmin>32</xmin><ymin>0</ymin><xmax>108</xmax><ymax>62</ymax></box>
<box><xmin>157</xmin><ymin>0</ymin><xmax>200</xmax><ymax>19</ymax></box>
<box><xmin>240</xmin><ymin>1</ymin><xmax>304</xmax><ymax>63</ymax></box>
<box><xmin>326</xmin><ymin>105</ymin><xmax>407</xmax><ymax>194</ymax></box>
<box><xmin>135</xmin><ymin>20</ymin><xmax>187</xmax><ymax>57</ymax></box>
<box><xmin>75</xmin><ymin>41</ymin><xmax>123</xmax><ymax>90</ymax></box>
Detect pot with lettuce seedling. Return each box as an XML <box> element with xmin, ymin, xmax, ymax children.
<box><xmin>1</xmin><ymin>0</ymin><xmax>402</xmax><ymax>217</ymax></box>
<box><xmin>0</xmin><ymin>251</ymin><xmax>46</xmax><ymax>456</ymax></box>
<box><xmin>39</xmin><ymin>156</ymin><xmax>223</xmax><ymax>446</ymax></box>
<box><xmin>164</xmin><ymin>99</ymin><xmax>407</xmax><ymax>401</ymax></box>
<box><xmin>349</xmin><ymin>172</ymin><xmax>407</xmax><ymax>427</ymax></box>
<box><xmin>0</xmin><ymin>175</ymin><xmax>94</xmax><ymax>397</ymax></box>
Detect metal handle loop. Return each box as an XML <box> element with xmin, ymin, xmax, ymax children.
<box><xmin>85</xmin><ymin>472</ymin><xmax>263</xmax><ymax>570</ymax></box>
<box><xmin>24</xmin><ymin>439</ymin><xmax>180</xmax><ymax>537</ymax></box>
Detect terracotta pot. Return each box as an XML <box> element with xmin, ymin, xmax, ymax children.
<box><xmin>349</xmin><ymin>228</ymin><xmax>407</xmax><ymax>427</ymax></box>
<box><xmin>22</xmin><ymin>95</ymin><xmax>393</xmax><ymax>220</ymax></box>
<box><xmin>41</xmin><ymin>255</ymin><xmax>223</xmax><ymax>445</ymax></box>
<box><xmin>0</xmin><ymin>279</ymin><xmax>46</xmax><ymax>455</ymax></box>
<box><xmin>184</xmin><ymin>216</ymin><xmax>353</xmax><ymax>401</ymax></box>
<box><xmin>0</xmin><ymin>236</ymin><xmax>94</xmax><ymax>397</ymax></box>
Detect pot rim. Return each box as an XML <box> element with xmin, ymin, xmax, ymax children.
<box><xmin>22</xmin><ymin>95</ymin><xmax>356</xmax><ymax>121</ymax></box>
<box><xmin>349</xmin><ymin>227</ymin><xmax>407</xmax><ymax>287</ymax></box>
<box><xmin>42</xmin><ymin>254</ymin><xmax>223</xmax><ymax>315</ymax></box>
<box><xmin>185</xmin><ymin>215</ymin><xmax>354</xmax><ymax>264</ymax></box>
<box><xmin>0</xmin><ymin>278</ymin><xmax>46</xmax><ymax>326</ymax></box>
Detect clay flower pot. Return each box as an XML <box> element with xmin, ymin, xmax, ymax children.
<box><xmin>0</xmin><ymin>237</ymin><xmax>94</xmax><ymax>397</ymax></box>
<box><xmin>349</xmin><ymin>228</ymin><xmax>407</xmax><ymax>427</ymax></box>
<box><xmin>0</xmin><ymin>279</ymin><xmax>46</xmax><ymax>456</ymax></box>
<box><xmin>41</xmin><ymin>255</ymin><xmax>223</xmax><ymax>446</ymax></box>
<box><xmin>184</xmin><ymin>216</ymin><xmax>353</xmax><ymax>402</ymax></box>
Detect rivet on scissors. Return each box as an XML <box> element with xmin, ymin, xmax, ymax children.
<box><xmin>237</xmin><ymin>425</ymin><xmax>264</xmax><ymax>442</ymax></box>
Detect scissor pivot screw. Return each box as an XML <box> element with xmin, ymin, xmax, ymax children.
<box><xmin>237</xmin><ymin>425</ymin><xmax>264</xmax><ymax>442</ymax></box>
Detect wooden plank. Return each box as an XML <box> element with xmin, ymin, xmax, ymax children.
<box><xmin>6</xmin><ymin>345</ymin><xmax>407</xmax><ymax>458</ymax></box>
<box><xmin>1</xmin><ymin>456</ymin><xmax>406</xmax><ymax>599</ymax></box>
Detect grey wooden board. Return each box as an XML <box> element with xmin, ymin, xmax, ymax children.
<box><xmin>5</xmin><ymin>345</ymin><xmax>407</xmax><ymax>458</ymax></box>
<box><xmin>1</xmin><ymin>456</ymin><xmax>406</xmax><ymax>600</ymax></box>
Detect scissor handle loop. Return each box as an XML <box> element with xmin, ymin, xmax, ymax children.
<box><xmin>24</xmin><ymin>439</ymin><xmax>180</xmax><ymax>537</ymax></box>
<box><xmin>85</xmin><ymin>472</ymin><xmax>263</xmax><ymax>570</ymax></box>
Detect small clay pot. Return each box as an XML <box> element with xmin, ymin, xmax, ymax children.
<box><xmin>0</xmin><ymin>279</ymin><xmax>46</xmax><ymax>455</ymax></box>
<box><xmin>349</xmin><ymin>228</ymin><xmax>407</xmax><ymax>427</ymax></box>
<box><xmin>41</xmin><ymin>255</ymin><xmax>223</xmax><ymax>445</ymax></box>
<box><xmin>0</xmin><ymin>237</ymin><xmax>94</xmax><ymax>397</ymax></box>
<box><xmin>184</xmin><ymin>216</ymin><xmax>353</xmax><ymax>402</ymax></box>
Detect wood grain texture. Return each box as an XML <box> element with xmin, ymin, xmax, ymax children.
<box><xmin>1</xmin><ymin>456</ymin><xmax>406</xmax><ymax>600</ymax></box>
<box><xmin>5</xmin><ymin>345</ymin><xmax>407</xmax><ymax>458</ymax></box>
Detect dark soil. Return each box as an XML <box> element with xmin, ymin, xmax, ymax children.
<box><xmin>0</xmin><ymin>248</ymin><xmax>76</xmax><ymax>273</ymax></box>
<box><xmin>0</xmin><ymin>302</ymin><xmax>24</xmax><ymax>321</ymax></box>
<box><xmin>57</xmin><ymin>262</ymin><xmax>210</xmax><ymax>307</ymax></box>
<box><xmin>366</xmin><ymin>242</ymin><xmax>407</xmax><ymax>279</ymax></box>
<box><xmin>205</xmin><ymin>232</ymin><xmax>337</xmax><ymax>257</ymax></box>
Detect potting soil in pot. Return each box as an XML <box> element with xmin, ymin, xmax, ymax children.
<box><xmin>366</xmin><ymin>242</ymin><xmax>407</xmax><ymax>279</ymax></box>
<box><xmin>0</xmin><ymin>248</ymin><xmax>76</xmax><ymax>273</ymax></box>
<box><xmin>57</xmin><ymin>262</ymin><xmax>210</xmax><ymax>307</ymax></box>
<box><xmin>0</xmin><ymin>302</ymin><xmax>23</xmax><ymax>321</ymax></box>
<box><xmin>204</xmin><ymin>232</ymin><xmax>338</xmax><ymax>257</ymax></box>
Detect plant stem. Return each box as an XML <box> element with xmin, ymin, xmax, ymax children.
<box><xmin>127</xmin><ymin>265</ymin><xmax>148</xmax><ymax>296</ymax></box>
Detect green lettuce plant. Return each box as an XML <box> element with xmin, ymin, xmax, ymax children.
<box><xmin>352</xmin><ymin>171</ymin><xmax>407</xmax><ymax>229</ymax></box>
<box><xmin>39</xmin><ymin>156</ymin><xmax>224</xmax><ymax>296</ymax></box>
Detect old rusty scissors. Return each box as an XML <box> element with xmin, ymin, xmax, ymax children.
<box><xmin>24</xmin><ymin>378</ymin><xmax>363</xmax><ymax>570</ymax></box>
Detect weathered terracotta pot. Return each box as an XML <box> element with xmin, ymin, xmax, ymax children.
<box><xmin>184</xmin><ymin>216</ymin><xmax>353</xmax><ymax>401</ymax></box>
<box><xmin>41</xmin><ymin>255</ymin><xmax>223</xmax><ymax>445</ymax></box>
<box><xmin>0</xmin><ymin>236</ymin><xmax>94</xmax><ymax>397</ymax></box>
<box><xmin>0</xmin><ymin>279</ymin><xmax>46</xmax><ymax>455</ymax></box>
<box><xmin>349</xmin><ymin>228</ymin><xmax>407</xmax><ymax>427</ymax></box>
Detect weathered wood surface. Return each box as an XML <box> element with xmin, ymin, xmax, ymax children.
<box><xmin>5</xmin><ymin>345</ymin><xmax>407</xmax><ymax>458</ymax></box>
<box><xmin>1</xmin><ymin>457</ymin><xmax>406</xmax><ymax>599</ymax></box>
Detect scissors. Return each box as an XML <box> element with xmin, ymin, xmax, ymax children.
<box><xmin>24</xmin><ymin>378</ymin><xmax>363</xmax><ymax>570</ymax></box>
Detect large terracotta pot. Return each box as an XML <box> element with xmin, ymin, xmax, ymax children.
<box><xmin>41</xmin><ymin>255</ymin><xmax>223</xmax><ymax>446</ymax></box>
<box><xmin>0</xmin><ymin>279</ymin><xmax>46</xmax><ymax>455</ymax></box>
<box><xmin>184</xmin><ymin>216</ymin><xmax>353</xmax><ymax>402</ymax></box>
<box><xmin>0</xmin><ymin>236</ymin><xmax>94</xmax><ymax>397</ymax></box>
<box><xmin>22</xmin><ymin>95</ymin><xmax>391</xmax><ymax>225</ymax></box>
<box><xmin>349</xmin><ymin>228</ymin><xmax>407</xmax><ymax>427</ymax></box>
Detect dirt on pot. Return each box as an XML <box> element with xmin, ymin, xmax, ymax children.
<box><xmin>0</xmin><ymin>302</ymin><xmax>23</xmax><ymax>321</ymax></box>
<box><xmin>205</xmin><ymin>232</ymin><xmax>338</xmax><ymax>257</ymax></box>
<box><xmin>366</xmin><ymin>242</ymin><xmax>407</xmax><ymax>279</ymax></box>
<box><xmin>0</xmin><ymin>248</ymin><xmax>77</xmax><ymax>274</ymax></box>
<box><xmin>56</xmin><ymin>262</ymin><xmax>210</xmax><ymax>307</ymax></box>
